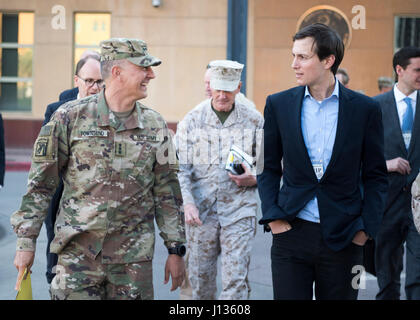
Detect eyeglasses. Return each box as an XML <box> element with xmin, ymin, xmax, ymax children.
<box><xmin>77</xmin><ymin>76</ymin><xmax>104</xmax><ymax>88</ymax></box>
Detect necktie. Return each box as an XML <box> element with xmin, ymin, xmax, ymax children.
<box><xmin>402</xmin><ymin>97</ymin><xmax>413</xmax><ymax>132</ymax></box>
<box><xmin>402</xmin><ymin>97</ymin><xmax>413</xmax><ymax>149</ymax></box>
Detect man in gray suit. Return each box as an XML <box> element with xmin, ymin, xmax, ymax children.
<box><xmin>374</xmin><ymin>46</ymin><xmax>420</xmax><ymax>300</ymax></box>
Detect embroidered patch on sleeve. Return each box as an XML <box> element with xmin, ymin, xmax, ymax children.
<box><xmin>33</xmin><ymin>123</ymin><xmax>56</xmax><ymax>162</ymax></box>
<box><xmin>35</xmin><ymin>138</ymin><xmax>49</xmax><ymax>157</ymax></box>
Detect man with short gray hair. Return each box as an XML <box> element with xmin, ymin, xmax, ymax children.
<box><xmin>336</xmin><ymin>68</ymin><xmax>350</xmax><ymax>88</ymax></box>
<box><xmin>11</xmin><ymin>38</ymin><xmax>186</xmax><ymax>300</ymax></box>
<box><xmin>176</xmin><ymin>60</ymin><xmax>263</xmax><ymax>300</ymax></box>
<box><xmin>377</xmin><ymin>76</ymin><xmax>394</xmax><ymax>94</ymax></box>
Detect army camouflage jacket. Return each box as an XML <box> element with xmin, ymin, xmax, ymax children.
<box><xmin>11</xmin><ymin>90</ymin><xmax>185</xmax><ymax>264</ymax></box>
<box><xmin>175</xmin><ymin>99</ymin><xmax>264</xmax><ymax>227</ymax></box>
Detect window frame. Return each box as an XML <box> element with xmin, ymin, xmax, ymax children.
<box><xmin>73</xmin><ymin>11</ymin><xmax>111</xmax><ymax>69</ymax></box>
<box><xmin>0</xmin><ymin>11</ymin><xmax>34</xmax><ymax>113</ymax></box>
<box><xmin>394</xmin><ymin>14</ymin><xmax>420</xmax><ymax>53</ymax></box>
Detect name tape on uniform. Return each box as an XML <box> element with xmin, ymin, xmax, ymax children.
<box><xmin>132</xmin><ymin>134</ymin><xmax>160</xmax><ymax>142</ymax></box>
<box><xmin>80</xmin><ymin>130</ymin><xmax>109</xmax><ymax>137</ymax></box>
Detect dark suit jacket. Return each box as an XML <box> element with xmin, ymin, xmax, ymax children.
<box><xmin>44</xmin><ymin>90</ymin><xmax>78</xmax><ymax>125</ymax></box>
<box><xmin>0</xmin><ymin>113</ymin><xmax>5</xmax><ymax>186</ymax></box>
<box><xmin>58</xmin><ymin>87</ymin><xmax>78</xmax><ymax>102</ymax></box>
<box><xmin>374</xmin><ymin>90</ymin><xmax>420</xmax><ymax>221</ymax></box>
<box><xmin>257</xmin><ymin>84</ymin><xmax>388</xmax><ymax>251</ymax></box>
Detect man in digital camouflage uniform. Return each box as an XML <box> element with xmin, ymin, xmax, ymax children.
<box><xmin>11</xmin><ymin>38</ymin><xmax>186</xmax><ymax>300</ymax></box>
<box><xmin>411</xmin><ymin>176</ymin><xmax>420</xmax><ymax>235</ymax></box>
<box><xmin>179</xmin><ymin>62</ymin><xmax>261</xmax><ymax>300</ymax></box>
<box><xmin>176</xmin><ymin>60</ymin><xmax>264</xmax><ymax>300</ymax></box>
<box><xmin>204</xmin><ymin>64</ymin><xmax>256</xmax><ymax>109</ymax></box>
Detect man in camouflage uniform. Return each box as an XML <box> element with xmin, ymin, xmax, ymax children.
<box><xmin>11</xmin><ymin>38</ymin><xmax>186</xmax><ymax>300</ymax></box>
<box><xmin>176</xmin><ymin>60</ymin><xmax>264</xmax><ymax>300</ymax></box>
<box><xmin>411</xmin><ymin>175</ymin><xmax>420</xmax><ymax>234</ymax></box>
<box><xmin>179</xmin><ymin>62</ymin><xmax>261</xmax><ymax>300</ymax></box>
<box><xmin>204</xmin><ymin>64</ymin><xmax>256</xmax><ymax>109</ymax></box>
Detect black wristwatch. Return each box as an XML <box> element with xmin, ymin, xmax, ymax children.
<box><xmin>168</xmin><ymin>245</ymin><xmax>186</xmax><ymax>257</ymax></box>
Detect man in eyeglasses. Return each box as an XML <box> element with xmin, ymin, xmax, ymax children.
<box><xmin>43</xmin><ymin>55</ymin><xmax>102</xmax><ymax>125</ymax></box>
<box><xmin>58</xmin><ymin>50</ymin><xmax>101</xmax><ymax>101</ymax></box>
<box><xmin>73</xmin><ymin>56</ymin><xmax>103</xmax><ymax>98</ymax></box>
<box><xmin>41</xmin><ymin>54</ymin><xmax>103</xmax><ymax>288</ymax></box>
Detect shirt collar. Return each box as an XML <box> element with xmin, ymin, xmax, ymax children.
<box><xmin>205</xmin><ymin>99</ymin><xmax>239</xmax><ymax>127</ymax></box>
<box><xmin>96</xmin><ymin>90</ymin><xmax>144</xmax><ymax>130</ymax></box>
<box><xmin>304</xmin><ymin>78</ymin><xmax>340</xmax><ymax>101</ymax></box>
<box><xmin>394</xmin><ymin>84</ymin><xmax>418</xmax><ymax>103</ymax></box>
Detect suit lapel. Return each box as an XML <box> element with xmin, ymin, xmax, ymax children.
<box><xmin>408</xmin><ymin>91</ymin><xmax>420</xmax><ymax>155</ymax></box>
<box><xmin>289</xmin><ymin>86</ymin><xmax>318</xmax><ymax>180</ymax></box>
<box><xmin>321</xmin><ymin>84</ymin><xmax>352</xmax><ymax>181</ymax></box>
<box><xmin>385</xmin><ymin>91</ymin><xmax>408</xmax><ymax>155</ymax></box>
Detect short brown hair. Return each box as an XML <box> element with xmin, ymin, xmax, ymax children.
<box><xmin>293</xmin><ymin>23</ymin><xmax>344</xmax><ymax>75</ymax></box>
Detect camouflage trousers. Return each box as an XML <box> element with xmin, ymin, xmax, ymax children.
<box><xmin>50</xmin><ymin>242</ymin><xmax>153</xmax><ymax>300</ymax></box>
<box><xmin>182</xmin><ymin>211</ymin><xmax>256</xmax><ymax>300</ymax></box>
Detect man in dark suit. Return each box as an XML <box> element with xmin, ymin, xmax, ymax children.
<box><xmin>43</xmin><ymin>54</ymin><xmax>103</xmax><ymax>285</ymax></box>
<box><xmin>0</xmin><ymin>113</ymin><xmax>5</xmax><ymax>189</ymax></box>
<box><xmin>373</xmin><ymin>46</ymin><xmax>420</xmax><ymax>300</ymax></box>
<box><xmin>58</xmin><ymin>87</ymin><xmax>78</xmax><ymax>102</ymax></box>
<box><xmin>51</xmin><ymin>50</ymin><xmax>100</xmax><ymax>107</ymax></box>
<box><xmin>257</xmin><ymin>23</ymin><xmax>388</xmax><ymax>300</ymax></box>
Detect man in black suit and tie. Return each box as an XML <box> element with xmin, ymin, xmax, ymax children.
<box><xmin>43</xmin><ymin>54</ymin><xmax>103</xmax><ymax>285</ymax></box>
<box><xmin>257</xmin><ymin>23</ymin><xmax>388</xmax><ymax>300</ymax></box>
<box><xmin>373</xmin><ymin>46</ymin><xmax>420</xmax><ymax>300</ymax></box>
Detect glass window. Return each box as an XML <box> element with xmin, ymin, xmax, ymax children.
<box><xmin>395</xmin><ymin>16</ymin><xmax>420</xmax><ymax>51</ymax></box>
<box><xmin>0</xmin><ymin>12</ymin><xmax>34</xmax><ymax>112</ymax></box>
<box><xmin>74</xmin><ymin>13</ymin><xmax>111</xmax><ymax>65</ymax></box>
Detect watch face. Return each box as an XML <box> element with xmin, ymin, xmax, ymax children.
<box><xmin>297</xmin><ymin>5</ymin><xmax>352</xmax><ymax>48</ymax></box>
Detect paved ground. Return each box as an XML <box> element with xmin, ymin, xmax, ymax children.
<box><xmin>0</xmin><ymin>170</ymin><xmax>272</xmax><ymax>300</ymax></box>
<box><xmin>0</xmin><ymin>157</ymin><xmax>407</xmax><ymax>300</ymax></box>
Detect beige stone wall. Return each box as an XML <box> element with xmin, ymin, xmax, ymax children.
<box><xmin>250</xmin><ymin>0</ymin><xmax>420</xmax><ymax>114</ymax></box>
<box><xmin>0</xmin><ymin>0</ymin><xmax>227</xmax><ymax>122</ymax></box>
<box><xmin>1</xmin><ymin>0</ymin><xmax>420</xmax><ymax>125</ymax></box>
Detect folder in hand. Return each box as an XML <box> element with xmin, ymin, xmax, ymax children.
<box><xmin>225</xmin><ymin>144</ymin><xmax>254</xmax><ymax>175</ymax></box>
<box><xmin>15</xmin><ymin>268</ymin><xmax>33</xmax><ymax>300</ymax></box>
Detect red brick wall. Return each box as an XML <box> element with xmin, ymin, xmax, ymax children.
<box><xmin>3</xmin><ymin>119</ymin><xmax>43</xmax><ymax>149</ymax></box>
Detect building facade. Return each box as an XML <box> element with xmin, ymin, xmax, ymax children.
<box><xmin>0</xmin><ymin>0</ymin><xmax>419</xmax><ymax>148</ymax></box>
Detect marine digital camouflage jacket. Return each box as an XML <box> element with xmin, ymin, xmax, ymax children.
<box><xmin>175</xmin><ymin>99</ymin><xmax>264</xmax><ymax>227</ymax></box>
<box><xmin>11</xmin><ymin>90</ymin><xmax>185</xmax><ymax>264</ymax></box>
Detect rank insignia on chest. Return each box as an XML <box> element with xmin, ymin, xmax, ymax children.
<box><xmin>115</xmin><ymin>142</ymin><xmax>126</xmax><ymax>157</ymax></box>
